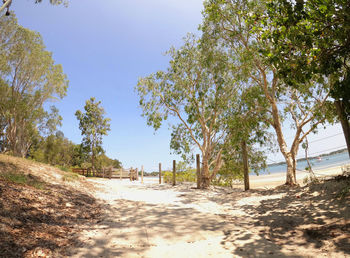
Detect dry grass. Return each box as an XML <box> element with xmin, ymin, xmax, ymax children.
<box><xmin>0</xmin><ymin>154</ymin><xmax>102</xmax><ymax>258</ymax></box>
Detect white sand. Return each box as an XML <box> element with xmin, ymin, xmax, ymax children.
<box><xmin>69</xmin><ymin>165</ymin><xmax>349</xmax><ymax>258</ymax></box>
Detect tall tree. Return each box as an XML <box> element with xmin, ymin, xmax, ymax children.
<box><xmin>203</xmin><ymin>0</ymin><xmax>333</xmax><ymax>185</ymax></box>
<box><xmin>137</xmin><ymin>35</ymin><xmax>239</xmax><ymax>188</ymax></box>
<box><xmin>75</xmin><ymin>97</ymin><xmax>110</xmax><ymax>171</ymax></box>
<box><xmin>263</xmin><ymin>0</ymin><xmax>350</xmax><ymax>157</ymax></box>
<box><xmin>0</xmin><ymin>15</ymin><xmax>68</xmax><ymax>157</ymax></box>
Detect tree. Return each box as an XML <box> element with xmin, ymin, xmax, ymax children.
<box><xmin>29</xmin><ymin>131</ymin><xmax>76</xmax><ymax>167</ymax></box>
<box><xmin>203</xmin><ymin>0</ymin><xmax>333</xmax><ymax>185</ymax></box>
<box><xmin>221</xmin><ymin>85</ymin><xmax>271</xmax><ymax>190</ymax></box>
<box><xmin>0</xmin><ymin>14</ymin><xmax>68</xmax><ymax>157</ymax></box>
<box><xmin>263</xmin><ymin>0</ymin><xmax>350</xmax><ymax>157</ymax></box>
<box><xmin>95</xmin><ymin>154</ymin><xmax>122</xmax><ymax>169</ymax></box>
<box><xmin>137</xmin><ymin>35</ymin><xmax>239</xmax><ymax>188</ymax></box>
<box><xmin>75</xmin><ymin>97</ymin><xmax>110</xmax><ymax>171</ymax></box>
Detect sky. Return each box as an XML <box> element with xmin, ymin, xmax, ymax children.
<box><xmin>8</xmin><ymin>0</ymin><xmax>347</xmax><ymax>171</ymax></box>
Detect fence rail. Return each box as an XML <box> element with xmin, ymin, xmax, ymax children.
<box><xmin>72</xmin><ymin>167</ymin><xmax>138</xmax><ymax>180</ymax></box>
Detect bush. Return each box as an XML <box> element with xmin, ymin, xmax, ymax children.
<box><xmin>0</xmin><ymin>171</ymin><xmax>45</xmax><ymax>189</ymax></box>
<box><xmin>62</xmin><ymin>172</ymin><xmax>80</xmax><ymax>182</ymax></box>
<box><xmin>163</xmin><ymin>169</ymin><xmax>197</xmax><ymax>184</ymax></box>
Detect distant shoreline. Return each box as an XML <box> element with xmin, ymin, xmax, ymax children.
<box><xmin>249</xmin><ymin>164</ymin><xmax>348</xmax><ymax>189</ymax></box>
<box><xmin>268</xmin><ymin>148</ymin><xmax>348</xmax><ymax>167</ymax></box>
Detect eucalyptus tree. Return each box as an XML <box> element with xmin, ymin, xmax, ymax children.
<box><xmin>0</xmin><ymin>15</ymin><xmax>68</xmax><ymax>157</ymax></box>
<box><xmin>75</xmin><ymin>97</ymin><xmax>111</xmax><ymax>171</ymax></box>
<box><xmin>263</xmin><ymin>0</ymin><xmax>350</xmax><ymax>157</ymax></box>
<box><xmin>203</xmin><ymin>0</ymin><xmax>333</xmax><ymax>185</ymax></box>
<box><xmin>136</xmin><ymin>35</ymin><xmax>240</xmax><ymax>188</ymax></box>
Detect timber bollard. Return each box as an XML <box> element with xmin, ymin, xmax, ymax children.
<box><xmin>196</xmin><ymin>154</ymin><xmax>201</xmax><ymax>189</ymax></box>
<box><xmin>159</xmin><ymin>163</ymin><xmax>162</xmax><ymax>184</ymax></box>
<box><xmin>173</xmin><ymin>160</ymin><xmax>176</xmax><ymax>186</ymax></box>
<box><xmin>141</xmin><ymin>165</ymin><xmax>144</xmax><ymax>184</ymax></box>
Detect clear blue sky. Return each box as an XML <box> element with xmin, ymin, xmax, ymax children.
<box><xmin>10</xmin><ymin>0</ymin><xmax>347</xmax><ymax>171</ymax></box>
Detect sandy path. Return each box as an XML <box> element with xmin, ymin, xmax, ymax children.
<box><xmin>69</xmin><ymin>179</ymin><xmax>279</xmax><ymax>257</ymax></box>
<box><xmin>68</xmin><ymin>166</ymin><xmax>348</xmax><ymax>258</ymax></box>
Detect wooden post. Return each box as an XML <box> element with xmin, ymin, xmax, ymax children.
<box><xmin>120</xmin><ymin>168</ymin><xmax>122</xmax><ymax>180</ymax></box>
<box><xmin>130</xmin><ymin>167</ymin><xmax>133</xmax><ymax>181</ymax></box>
<box><xmin>172</xmin><ymin>160</ymin><xmax>176</xmax><ymax>186</ymax></box>
<box><xmin>242</xmin><ymin>140</ymin><xmax>250</xmax><ymax>191</ymax></box>
<box><xmin>159</xmin><ymin>163</ymin><xmax>162</xmax><ymax>184</ymax></box>
<box><xmin>109</xmin><ymin>167</ymin><xmax>112</xmax><ymax>179</ymax></box>
<box><xmin>196</xmin><ymin>154</ymin><xmax>201</xmax><ymax>189</ymax></box>
<box><xmin>141</xmin><ymin>165</ymin><xmax>144</xmax><ymax>184</ymax></box>
<box><xmin>136</xmin><ymin>168</ymin><xmax>139</xmax><ymax>181</ymax></box>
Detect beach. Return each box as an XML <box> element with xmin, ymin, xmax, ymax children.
<box><xmin>67</xmin><ymin>164</ymin><xmax>350</xmax><ymax>257</ymax></box>
<box><xmin>249</xmin><ymin>164</ymin><xmax>348</xmax><ymax>189</ymax></box>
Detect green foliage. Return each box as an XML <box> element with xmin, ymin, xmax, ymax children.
<box><xmin>163</xmin><ymin>169</ymin><xmax>197</xmax><ymax>184</ymax></box>
<box><xmin>0</xmin><ymin>14</ymin><xmax>68</xmax><ymax>157</ymax></box>
<box><xmin>136</xmin><ymin>34</ymin><xmax>241</xmax><ymax>187</ymax></box>
<box><xmin>0</xmin><ymin>171</ymin><xmax>45</xmax><ymax>189</ymax></box>
<box><xmin>202</xmin><ymin>0</ymin><xmax>334</xmax><ymax>185</ymax></box>
<box><xmin>75</xmin><ymin>97</ymin><xmax>111</xmax><ymax>170</ymax></box>
<box><xmin>95</xmin><ymin>154</ymin><xmax>122</xmax><ymax>169</ymax></box>
<box><xmin>62</xmin><ymin>172</ymin><xmax>79</xmax><ymax>182</ymax></box>
<box><xmin>263</xmin><ymin>0</ymin><xmax>350</xmax><ymax>122</ymax></box>
<box><xmin>28</xmin><ymin>131</ymin><xmax>77</xmax><ymax>167</ymax></box>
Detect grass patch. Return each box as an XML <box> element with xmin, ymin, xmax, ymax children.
<box><xmin>62</xmin><ymin>172</ymin><xmax>80</xmax><ymax>182</ymax></box>
<box><xmin>57</xmin><ymin>165</ymin><xmax>70</xmax><ymax>172</ymax></box>
<box><xmin>0</xmin><ymin>171</ymin><xmax>45</xmax><ymax>190</ymax></box>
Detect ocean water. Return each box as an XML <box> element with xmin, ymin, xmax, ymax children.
<box><xmin>259</xmin><ymin>151</ymin><xmax>350</xmax><ymax>175</ymax></box>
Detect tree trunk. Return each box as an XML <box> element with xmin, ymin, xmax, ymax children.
<box><xmin>91</xmin><ymin>143</ymin><xmax>95</xmax><ymax>177</ymax></box>
<box><xmin>335</xmin><ymin>100</ymin><xmax>350</xmax><ymax>158</ymax></box>
<box><xmin>241</xmin><ymin>140</ymin><xmax>250</xmax><ymax>191</ymax></box>
<box><xmin>196</xmin><ymin>154</ymin><xmax>201</xmax><ymax>189</ymax></box>
<box><xmin>201</xmin><ymin>155</ymin><xmax>210</xmax><ymax>189</ymax></box>
<box><xmin>285</xmin><ymin>154</ymin><xmax>297</xmax><ymax>185</ymax></box>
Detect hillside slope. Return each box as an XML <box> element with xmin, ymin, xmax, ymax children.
<box><xmin>0</xmin><ymin>154</ymin><xmax>102</xmax><ymax>258</ymax></box>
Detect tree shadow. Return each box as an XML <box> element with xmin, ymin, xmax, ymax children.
<box><xmin>0</xmin><ymin>178</ymin><xmax>102</xmax><ymax>257</ymax></box>
<box><xmin>230</xmin><ymin>178</ymin><xmax>350</xmax><ymax>256</ymax></box>
<box><xmin>68</xmin><ymin>182</ymin><xmax>292</xmax><ymax>257</ymax></box>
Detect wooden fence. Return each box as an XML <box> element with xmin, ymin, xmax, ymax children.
<box><xmin>72</xmin><ymin>167</ymin><xmax>138</xmax><ymax>180</ymax></box>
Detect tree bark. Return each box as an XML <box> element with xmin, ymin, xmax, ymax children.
<box><xmin>285</xmin><ymin>154</ymin><xmax>297</xmax><ymax>185</ymax></box>
<box><xmin>241</xmin><ymin>140</ymin><xmax>250</xmax><ymax>191</ymax></box>
<box><xmin>201</xmin><ymin>155</ymin><xmax>210</xmax><ymax>188</ymax></box>
<box><xmin>196</xmin><ymin>154</ymin><xmax>201</xmax><ymax>189</ymax></box>
<box><xmin>335</xmin><ymin>100</ymin><xmax>350</xmax><ymax>158</ymax></box>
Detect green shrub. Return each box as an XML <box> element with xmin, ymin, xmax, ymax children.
<box><xmin>62</xmin><ymin>172</ymin><xmax>80</xmax><ymax>182</ymax></box>
<box><xmin>163</xmin><ymin>169</ymin><xmax>197</xmax><ymax>184</ymax></box>
<box><xmin>0</xmin><ymin>171</ymin><xmax>45</xmax><ymax>190</ymax></box>
<box><xmin>57</xmin><ymin>165</ymin><xmax>70</xmax><ymax>172</ymax></box>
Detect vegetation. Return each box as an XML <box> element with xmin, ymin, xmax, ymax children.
<box><xmin>163</xmin><ymin>169</ymin><xmax>197</xmax><ymax>184</ymax></box>
<box><xmin>0</xmin><ymin>16</ymin><xmax>120</xmax><ymax>172</ymax></box>
<box><xmin>0</xmin><ymin>15</ymin><xmax>68</xmax><ymax>157</ymax></box>
<box><xmin>137</xmin><ymin>35</ymin><xmax>270</xmax><ymax>188</ymax></box>
<box><xmin>1</xmin><ymin>0</ymin><xmax>348</xmax><ymax>189</ymax></box>
<box><xmin>0</xmin><ymin>170</ymin><xmax>45</xmax><ymax>189</ymax></box>
<box><xmin>202</xmin><ymin>0</ymin><xmax>334</xmax><ymax>185</ymax></box>
<box><xmin>263</xmin><ymin>0</ymin><xmax>350</xmax><ymax>157</ymax></box>
<box><xmin>75</xmin><ymin>97</ymin><xmax>111</xmax><ymax>171</ymax></box>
